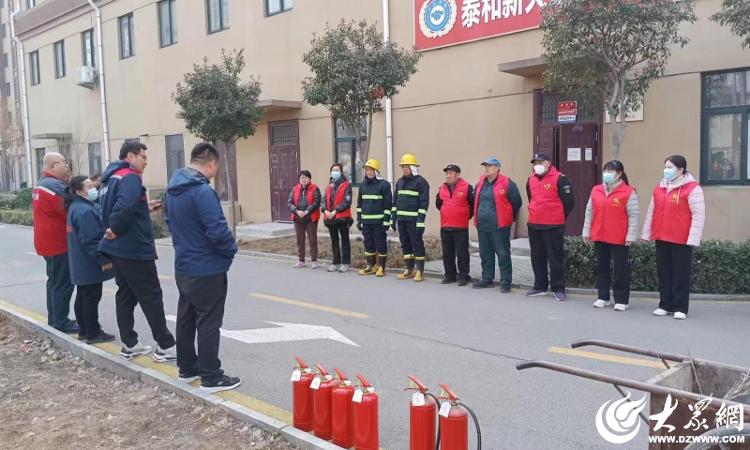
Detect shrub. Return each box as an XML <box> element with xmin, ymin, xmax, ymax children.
<box><xmin>565</xmin><ymin>237</ymin><xmax>750</xmax><ymax>294</ymax></box>
<box><xmin>13</xmin><ymin>188</ymin><xmax>33</xmax><ymax>210</ymax></box>
<box><xmin>0</xmin><ymin>209</ymin><xmax>34</xmax><ymax>226</ymax></box>
<box><xmin>0</xmin><ymin>193</ymin><xmax>17</xmax><ymax>210</ymax></box>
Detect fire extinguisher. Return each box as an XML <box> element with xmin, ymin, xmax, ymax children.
<box><xmin>311</xmin><ymin>363</ymin><xmax>336</xmax><ymax>440</ymax></box>
<box><xmin>437</xmin><ymin>384</ymin><xmax>482</xmax><ymax>450</ymax></box>
<box><xmin>406</xmin><ymin>375</ymin><xmax>440</xmax><ymax>450</ymax></box>
<box><xmin>352</xmin><ymin>374</ymin><xmax>379</xmax><ymax>450</ymax></box>
<box><xmin>331</xmin><ymin>368</ymin><xmax>355</xmax><ymax>448</ymax></box>
<box><xmin>290</xmin><ymin>356</ymin><xmax>315</xmax><ymax>432</ymax></box>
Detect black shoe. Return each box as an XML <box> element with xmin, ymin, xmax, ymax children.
<box><xmin>86</xmin><ymin>332</ymin><xmax>116</xmax><ymax>344</ymax></box>
<box><xmin>441</xmin><ymin>277</ymin><xmax>457</xmax><ymax>285</ymax></box>
<box><xmin>200</xmin><ymin>375</ymin><xmax>242</xmax><ymax>393</ymax></box>
<box><xmin>178</xmin><ymin>369</ymin><xmax>200</xmax><ymax>383</ymax></box>
<box><xmin>57</xmin><ymin>323</ymin><xmax>80</xmax><ymax>334</ymax></box>
<box><xmin>458</xmin><ymin>278</ymin><xmax>470</xmax><ymax>287</ymax></box>
<box><xmin>472</xmin><ymin>280</ymin><xmax>493</xmax><ymax>289</ymax></box>
<box><xmin>77</xmin><ymin>333</ymin><xmax>87</xmax><ymax>341</ymax></box>
<box><xmin>500</xmin><ymin>285</ymin><xmax>512</xmax><ymax>293</ymax></box>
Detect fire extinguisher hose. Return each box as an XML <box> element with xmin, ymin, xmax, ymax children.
<box><xmin>458</xmin><ymin>402</ymin><xmax>482</xmax><ymax>450</ymax></box>
<box><xmin>425</xmin><ymin>392</ymin><xmax>442</xmax><ymax>450</ymax></box>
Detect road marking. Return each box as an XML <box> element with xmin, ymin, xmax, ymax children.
<box><xmin>249</xmin><ymin>292</ymin><xmax>370</xmax><ymax>319</ymax></box>
<box><xmin>548</xmin><ymin>346</ymin><xmax>672</xmax><ymax>369</ymax></box>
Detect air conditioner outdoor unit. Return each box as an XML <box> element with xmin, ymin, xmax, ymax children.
<box><xmin>77</xmin><ymin>66</ymin><xmax>97</xmax><ymax>89</ymax></box>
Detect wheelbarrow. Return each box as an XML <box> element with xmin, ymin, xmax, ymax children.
<box><xmin>517</xmin><ymin>340</ymin><xmax>750</xmax><ymax>449</ymax></box>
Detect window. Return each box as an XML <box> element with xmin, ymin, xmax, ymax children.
<box><xmin>158</xmin><ymin>0</ymin><xmax>178</xmax><ymax>47</ymax></box>
<box><xmin>82</xmin><ymin>29</ymin><xmax>95</xmax><ymax>67</ymax></box>
<box><xmin>26</xmin><ymin>0</ymin><xmax>36</xmax><ymax>8</ymax></box>
<box><xmin>165</xmin><ymin>134</ymin><xmax>185</xmax><ymax>180</ymax></box>
<box><xmin>266</xmin><ymin>0</ymin><xmax>293</xmax><ymax>16</ymax></box>
<box><xmin>118</xmin><ymin>14</ymin><xmax>135</xmax><ymax>59</ymax></box>
<box><xmin>702</xmin><ymin>68</ymin><xmax>750</xmax><ymax>185</ymax></box>
<box><xmin>334</xmin><ymin>118</ymin><xmax>367</xmax><ymax>184</ymax></box>
<box><xmin>207</xmin><ymin>0</ymin><xmax>229</xmax><ymax>33</ymax></box>
<box><xmin>88</xmin><ymin>143</ymin><xmax>102</xmax><ymax>175</ymax></box>
<box><xmin>29</xmin><ymin>51</ymin><xmax>40</xmax><ymax>85</ymax></box>
<box><xmin>35</xmin><ymin>148</ymin><xmax>45</xmax><ymax>179</ymax></box>
<box><xmin>53</xmin><ymin>40</ymin><xmax>65</xmax><ymax>78</ymax></box>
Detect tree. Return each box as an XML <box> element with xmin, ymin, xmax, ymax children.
<box><xmin>302</xmin><ymin>20</ymin><xmax>421</xmax><ymax>166</ymax></box>
<box><xmin>173</xmin><ymin>49</ymin><xmax>263</xmax><ymax>235</ymax></box>
<box><xmin>540</xmin><ymin>0</ymin><xmax>696</xmax><ymax>159</ymax></box>
<box><xmin>711</xmin><ymin>0</ymin><xmax>750</xmax><ymax>48</ymax></box>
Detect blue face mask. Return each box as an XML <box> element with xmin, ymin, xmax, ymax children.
<box><xmin>87</xmin><ymin>188</ymin><xmax>99</xmax><ymax>202</ymax></box>
<box><xmin>331</xmin><ymin>171</ymin><xmax>342</xmax><ymax>181</ymax></box>
<box><xmin>602</xmin><ymin>172</ymin><xmax>617</xmax><ymax>185</ymax></box>
<box><xmin>663</xmin><ymin>167</ymin><xmax>677</xmax><ymax>181</ymax></box>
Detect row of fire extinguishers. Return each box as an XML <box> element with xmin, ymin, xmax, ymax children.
<box><xmin>290</xmin><ymin>357</ymin><xmax>482</xmax><ymax>450</ymax></box>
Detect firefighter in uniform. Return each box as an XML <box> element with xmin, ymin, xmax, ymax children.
<box><xmin>392</xmin><ymin>154</ymin><xmax>430</xmax><ymax>282</ymax></box>
<box><xmin>356</xmin><ymin>159</ymin><xmax>392</xmax><ymax>277</ymax></box>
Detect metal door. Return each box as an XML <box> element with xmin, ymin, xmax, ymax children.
<box><xmin>268</xmin><ymin>121</ymin><xmax>300</xmax><ymax>222</ymax></box>
<box><xmin>557</xmin><ymin>122</ymin><xmax>599</xmax><ymax>236</ymax></box>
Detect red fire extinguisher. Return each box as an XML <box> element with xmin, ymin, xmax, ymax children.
<box><xmin>331</xmin><ymin>368</ymin><xmax>355</xmax><ymax>448</ymax></box>
<box><xmin>291</xmin><ymin>356</ymin><xmax>314</xmax><ymax>432</ymax></box>
<box><xmin>407</xmin><ymin>375</ymin><xmax>438</xmax><ymax>450</ymax></box>
<box><xmin>311</xmin><ymin>363</ymin><xmax>336</xmax><ymax>440</ymax></box>
<box><xmin>437</xmin><ymin>384</ymin><xmax>482</xmax><ymax>450</ymax></box>
<box><xmin>352</xmin><ymin>374</ymin><xmax>379</xmax><ymax>450</ymax></box>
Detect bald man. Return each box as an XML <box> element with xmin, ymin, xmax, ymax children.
<box><xmin>33</xmin><ymin>152</ymin><xmax>79</xmax><ymax>333</ymax></box>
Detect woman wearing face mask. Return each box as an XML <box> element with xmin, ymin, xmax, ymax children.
<box><xmin>322</xmin><ymin>163</ymin><xmax>353</xmax><ymax>272</ymax></box>
<box><xmin>288</xmin><ymin>170</ymin><xmax>322</xmax><ymax>269</ymax></box>
<box><xmin>582</xmin><ymin>161</ymin><xmax>640</xmax><ymax>311</ymax></box>
<box><xmin>641</xmin><ymin>155</ymin><xmax>705</xmax><ymax>320</ymax></box>
<box><xmin>65</xmin><ymin>176</ymin><xmax>116</xmax><ymax>344</ymax></box>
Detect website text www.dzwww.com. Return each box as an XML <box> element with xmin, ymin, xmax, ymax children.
<box><xmin>648</xmin><ymin>434</ymin><xmax>746</xmax><ymax>445</ymax></box>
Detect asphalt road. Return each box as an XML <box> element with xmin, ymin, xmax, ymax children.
<box><xmin>2</xmin><ymin>224</ymin><xmax>748</xmax><ymax>449</ymax></box>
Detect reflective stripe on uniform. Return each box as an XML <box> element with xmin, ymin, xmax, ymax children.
<box><xmin>382</xmin><ymin>222</ymin><xmax>391</xmax><ymax>226</ymax></box>
<box><xmin>383</xmin><ymin>210</ymin><xmax>390</xmax><ymax>215</ymax></box>
<box><xmin>361</xmin><ymin>214</ymin><xmax>385</xmax><ymax>220</ymax></box>
<box><xmin>415</xmin><ymin>256</ymin><xmax>426</xmax><ymax>260</ymax></box>
<box><xmin>391</xmin><ymin>207</ymin><xmax>397</xmax><ymax>211</ymax></box>
<box><xmin>356</xmin><ymin>207</ymin><xmax>362</xmax><ymax>212</ymax></box>
<box><xmin>417</xmin><ymin>209</ymin><xmax>427</xmax><ymax>215</ymax></box>
<box><xmin>397</xmin><ymin>211</ymin><xmax>418</xmax><ymax>217</ymax></box>
<box><xmin>362</xmin><ymin>194</ymin><xmax>383</xmax><ymax>200</ymax></box>
<box><xmin>364</xmin><ymin>251</ymin><xmax>377</xmax><ymax>256</ymax></box>
<box><xmin>403</xmin><ymin>254</ymin><xmax>415</xmax><ymax>259</ymax></box>
<box><xmin>398</xmin><ymin>190</ymin><xmax>419</xmax><ymax>196</ymax></box>
<box><xmin>416</xmin><ymin>222</ymin><xmax>426</xmax><ymax>228</ymax></box>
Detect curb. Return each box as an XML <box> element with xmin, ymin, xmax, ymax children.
<box><xmin>0</xmin><ymin>303</ymin><xmax>342</xmax><ymax>450</ymax></box>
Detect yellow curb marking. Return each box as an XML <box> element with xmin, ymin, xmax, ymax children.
<box><xmin>548</xmin><ymin>346</ymin><xmax>672</xmax><ymax>370</ymax></box>
<box><xmin>250</xmin><ymin>292</ymin><xmax>371</xmax><ymax>319</ymax></box>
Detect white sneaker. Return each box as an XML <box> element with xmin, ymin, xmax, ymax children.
<box><xmin>153</xmin><ymin>345</ymin><xmax>177</xmax><ymax>363</ymax></box>
<box><xmin>327</xmin><ymin>264</ymin><xmax>339</xmax><ymax>272</ymax></box>
<box><xmin>120</xmin><ymin>343</ymin><xmax>153</xmax><ymax>360</ymax></box>
<box><xmin>338</xmin><ymin>264</ymin><xmax>349</xmax><ymax>273</ymax></box>
<box><xmin>674</xmin><ymin>312</ymin><xmax>687</xmax><ymax>320</ymax></box>
<box><xmin>614</xmin><ymin>304</ymin><xmax>629</xmax><ymax>311</ymax></box>
<box><xmin>310</xmin><ymin>262</ymin><xmax>320</xmax><ymax>269</ymax></box>
<box><xmin>653</xmin><ymin>308</ymin><xmax>670</xmax><ymax>316</ymax></box>
<box><xmin>593</xmin><ymin>299</ymin><xmax>614</xmax><ymax>309</ymax></box>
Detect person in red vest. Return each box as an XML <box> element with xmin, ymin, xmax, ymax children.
<box><xmin>472</xmin><ymin>158</ymin><xmax>522</xmax><ymax>292</ymax></box>
<box><xmin>435</xmin><ymin>164</ymin><xmax>475</xmax><ymax>286</ymax></box>
<box><xmin>33</xmin><ymin>152</ymin><xmax>79</xmax><ymax>333</ymax></box>
<box><xmin>582</xmin><ymin>160</ymin><xmax>640</xmax><ymax>311</ymax></box>
<box><xmin>288</xmin><ymin>170</ymin><xmax>321</xmax><ymax>269</ymax></box>
<box><xmin>641</xmin><ymin>155</ymin><xmax>705</xmax><ymax>320</ymax></box>
<box><xmin>526</xmin><ymin>153</ymin><xmax>575</xmax><ymax>301</ymax></box>
<box><xmin>322</xmin><ymin>163</ymin><xmax>353</xmax><ymax>273</ymax></box>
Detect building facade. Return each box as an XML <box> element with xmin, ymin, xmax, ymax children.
<box><xmin>0</xmin><ymin>0</ymin><xmax>27</xmax><ymax>191</ymax></box>
<box><xmin>12</xmin><ymin>0</ymin><xmax>750</xmax><ymax>240</ymax></box>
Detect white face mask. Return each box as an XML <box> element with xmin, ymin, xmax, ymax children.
<box><xmin>533</xmin><ymin>164</ymin><xmax>546</xmax><ymax>176</ymax></box>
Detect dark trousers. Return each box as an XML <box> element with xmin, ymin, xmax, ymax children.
<box><xmin>655</xmin><ymin>241</ymin><xmax>693</xmax><ymax>314</ymax></box>
<box><xmin>74</xmin><ymin>283</ymin><xmax>103</xmax><ymax>339</ymax></box>
<box><xmin>111</xmin><ymin>256</ymin><xmax>176</xmax><ymax>349</ymax></box>
<box><xmin>528</xmin><ymin>226</ymin><xmax>565</xmax><ymax>292</ymax></box>
<box><xmin>594</xmin><ymin>242</ymin><xmax>631</xmax><ymax>304</ymax></box>
<box><xmin>294</xmin><ymin>221</ymin><xmax>318</xmax><ymax>261</ymax></box>
<box><xmin>478</xmin><ymin>227</ymin><xmax>512</xmax><ymax>287</ymax></box>
<box><xmin>441</xmin><ymin>228</ymin><xmax>471</xmax><ymax>281</ymax></box>
<box><xmin>397</xmin><ymin>221</ymin><xmax>425</xmax><ymax>258</ymax></box>
<box><xmin>327</xmin><ymin>222</ymin><xmax>351</xmax><ymax>265</ymax></box>
<box><xmin>176</xmin><ymin>272</ymin><xmax>227</xmax><ymax>381</ymax></box>
<box><xmin>362</xmin><ymin>223</ymin><xmax>388</xmax><ymax>255</ymax></box>
<box><xmin>43</xmin><ymin>254</ymin><xmax>74</xmax><ymax>329</ymax></box>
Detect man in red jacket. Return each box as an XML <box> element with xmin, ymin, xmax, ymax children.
<box><xmin>33</xmin><ymin>152</ymin><xmax>78</xmax><ymax>333</ymax></box>
<box><xmin>436</xmin><ymin>164</ymin><xmax>475</xmax><ymax>286</ymax></box>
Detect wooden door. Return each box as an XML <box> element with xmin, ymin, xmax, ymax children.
<box><xmin>556</xmin><ymin>122</ymin><xmax>600</xmax><ymax>236</ymax></box>
<box><xmin>268</xmin><ymin>121</ymin><xmax>300</xmax><ymax>222</ymax></box>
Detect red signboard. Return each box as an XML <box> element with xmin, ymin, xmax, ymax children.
<box><xmin>557</xmin><ymin>101</ymin><xmax>577</xmax><ymax>123</ymax></box>
<box><xmin>414</xmin><ymin>0</ymin><xmax>545</xmax><ymax>51</ymax></box>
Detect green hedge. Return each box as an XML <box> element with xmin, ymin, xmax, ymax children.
<box><xmin>13</xmin><ymin>188</ymin><xmax>33</xmax><ymax>210</ymax></box>
<box><xmin>565</xmin><ymin>237</ymin><xmax>750</xmax><ymax>294</ymax></box>
<box><xmin>0</xmin><ymin>193</ymin><xmax>16</xmax><ymax>209</ymax></box>
<box><xmin>0</xmin><ymin>209</ymin><xmax>33</xmax><ymax>226</ymax></box>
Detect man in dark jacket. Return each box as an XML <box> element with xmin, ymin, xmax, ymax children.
<box><xmin>32</xmin><ymin>152</ymin><xmax>78</xmax><ymax>333</ymax></box>
<box><xmin>526</xmin><ymin>153</ymin><xmax>575</xmax><ymax>301</ymax></box>
<box><xmin>356</xmin><ymin>158</ymin><xmax>392</xmax><ymax>277</ymax></box>
<box><xmin>393</xmin><ymin>154</ymin><xmax>430</xmax><ymax>282</ymax></box>
<box><xmin>166</xmin><ymin>143</ymin><xmax>240</xmax><ymax>393</ymax></box>
<box><xmin>99</xmin><ymin>141</ymin><xmax>176</xmax><ymax>361</ymax></box>
<box><xmin>435</xmin><ymin>164</ymin><xmax>475</xmax><ymax>286</ymax></box>
<box><xmin>472</xmin><ymin>158</ymin><xmax>522</xmax><ymax>293</ymax></box>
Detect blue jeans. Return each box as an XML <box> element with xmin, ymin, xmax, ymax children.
<box><xmin>44</xmin><ymin>254</ymin><xmax>75</xmax><ymax>329</ymax></box>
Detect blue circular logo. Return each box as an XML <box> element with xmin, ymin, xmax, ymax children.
<box><xmin>420</xmin><ymin>0</ymin><xmax>456</xmax><ymax>39</ymax></box>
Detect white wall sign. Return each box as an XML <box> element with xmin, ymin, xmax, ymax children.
<box><xmin>567</xmin><ymin>147</ymin><xmax>582</xmax><ymax>162</ymax></box>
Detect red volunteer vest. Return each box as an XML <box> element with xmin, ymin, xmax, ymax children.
<box><xmin>651</xmin><ymin>181</ymin><xmax>698</xmax><ymax>245</ymax></box>
<box><xmin>589</xmin><ymin>183</ymin><xmax>635</xmax><ymax>245</ymax></box>
<box><xmin>439</xmin><ymin>179</ymin><xmax>471</xmax><ymax>228</ymax></box>
<box><xmin>291</xmin><ymin>183</ymin><xmax>321</xmax><ymax>222</ymax></box>
<box><xmin>528</xmin><ymin>167</ymin><xmax>565</xmax><ymax>226</ymax></box>
<box><xmin>473</xmin><ymin>174</ymin><xmax>514</xmax><ymax>228</ymax></box>
<box><xmin>325</xmin><ymin>181</ymin><xmax>352</xmax><ymax>220</ymax></box>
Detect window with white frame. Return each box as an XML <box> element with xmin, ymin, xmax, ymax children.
<box><xmin>118</xmin><ymin>14</ymin><xmax>135</xmax><ymax>59</ymax></box>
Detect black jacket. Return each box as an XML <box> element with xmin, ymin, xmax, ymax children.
<box><xmin>525</xmin><ymin>172</ymin><xmax>575</xmax><ymax>230</ymax></box>
<box><xmin>393</xmin><ymin>174</ymin><xmax>430</xmax><ymax>226</ymax></box>
<box><xmin>321</xmin><ymin>177</ymin><xmax>353</xmax><ymax>225</ymax></box>
<box><xmin>357</xmin><ymin>176</ymin><xmax>393</xmax><ymax>226</ymax></box>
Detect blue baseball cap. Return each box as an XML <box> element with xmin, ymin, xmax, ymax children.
<box><xmin>481</xmin><ymin>157</ymin><xmax>501</xmax><ymax>167</ymax></box>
